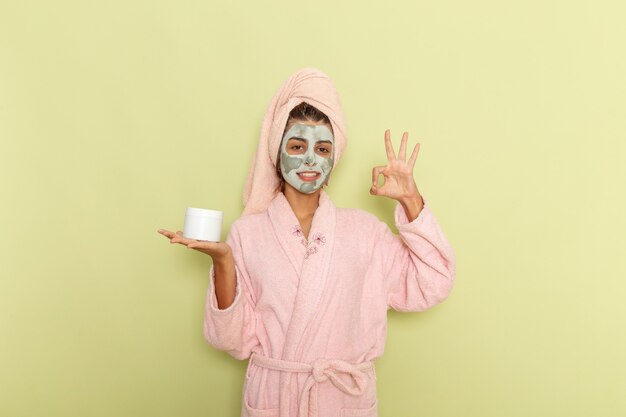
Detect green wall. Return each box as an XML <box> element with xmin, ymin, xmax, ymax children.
<box><xmin>1</xmin><ymin>0</ymin><xmax>624</xmax><ymax>416</ymax></box>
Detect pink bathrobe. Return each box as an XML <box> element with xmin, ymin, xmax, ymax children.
<box><xmin>203</xmin><ymin>190</ymin><xmax>456</xmax><ymax>417</ymax></box>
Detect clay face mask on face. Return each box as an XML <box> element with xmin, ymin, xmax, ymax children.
<box><xmin>279</xmin><ymin>123</ymin><xmax>335</xmax><ymax>194</ymax></box>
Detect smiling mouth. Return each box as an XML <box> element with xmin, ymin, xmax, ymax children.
<box><xmin>297</xmin><ymin>171</ymin><xmax>321</xmax><ymax>182</ymax></box>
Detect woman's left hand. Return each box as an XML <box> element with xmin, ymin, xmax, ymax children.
<box><xmin>370</xmin><ymin>129</ymin><xmax>422</xmax><ymax>201</ymax></box>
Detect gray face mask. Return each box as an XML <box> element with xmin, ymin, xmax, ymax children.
<box><xmin>279</xmin><ymin>123</ymin><xmax>335</xmax><ymax>194</ymax></box>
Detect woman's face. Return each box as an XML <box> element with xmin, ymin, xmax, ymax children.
<box><xmin>279</xmin><ymin>121</ymin><xmax>334</xmax><ymax>194</ymax></box>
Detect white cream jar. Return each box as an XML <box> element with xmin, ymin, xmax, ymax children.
<box><xmin>183</xmin><ymin>207</ymin><xmax>223</xmax><ymax>242</ymax></box>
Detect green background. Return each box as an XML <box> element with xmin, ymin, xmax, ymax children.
<box><xmin>1</xmin><ymin>0</ymin><xmax>624</xmax><ymax>416</ymax></box>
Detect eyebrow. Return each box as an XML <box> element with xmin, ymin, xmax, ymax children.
<box><xmin>288</xmin><ymin>137</ymin><xmax>333</xmax><ymax>145</ymax></box>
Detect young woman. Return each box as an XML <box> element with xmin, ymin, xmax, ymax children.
<box><xmin>158</xmin><ymin>68</ymin><xmax>456</xmax><ymax>417</ymax></box>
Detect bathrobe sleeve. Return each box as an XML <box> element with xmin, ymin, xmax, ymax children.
<box><xmin>203</xmin><ymin>221</ymin><xmax>259</xmax><ymax>360</ymax></box>
<box><xmin>375</xmin><ymin>195</ymin><xmax>457</xmax><ymax>312</ymax></box>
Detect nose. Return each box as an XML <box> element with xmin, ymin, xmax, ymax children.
<box><xmin>304</xmin><ymin>149</ymin><xmax>316</xmax><ymax>165</ymax></box>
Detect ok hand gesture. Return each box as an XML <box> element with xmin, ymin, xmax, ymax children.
<box><xmin>370</xmin><ymin>129</ymin><xmax>421</xmax><ymax>201</ymax></box>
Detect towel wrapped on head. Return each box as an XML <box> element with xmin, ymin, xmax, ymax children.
<box><xmin>242</xmin><ymin>67</ymin><xmax>348</xmax><ymax>216</ymax></box>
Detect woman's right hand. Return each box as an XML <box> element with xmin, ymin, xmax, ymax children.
<box><xmin>157</xmin><ymin>229</ymin><xmax>232</xmax><ymax>260</ymax></box>
<box><xmin>159</xmin><ymin>228</ymin><xmax>237</xmax><ymax>309</ymax></box>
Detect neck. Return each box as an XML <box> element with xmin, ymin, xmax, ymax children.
<box><xmin>282</xmin><ymin>184</ymin><xmax>321</xmax><ymax>221</ymax></box>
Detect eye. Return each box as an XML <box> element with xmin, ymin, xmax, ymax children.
<box><xmin>290</xmin><ymin>145</ymin><xmax>304</xmax><ymax>151</ymax></box>
<box><xmin>316</xmin><ymin>146</ymin><xmax>329</xmax><ymax>153</ymax></box>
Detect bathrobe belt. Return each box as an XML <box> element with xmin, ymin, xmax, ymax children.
<box><xmin>250</xmin><ymin>352</ymin><xmax>374</xmax><ymax>417</ymax></box>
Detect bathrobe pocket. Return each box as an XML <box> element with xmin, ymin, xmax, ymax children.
<box><xmin>242</xmin><ymin>361</ymin><xmax>279</xmax><ymax>417</ymax></box>
<box><xmin>338</xmin><ymin>367</ymin><xmax>378</xmax><ymax>417</ymax></box>
<box><xmin>340</xmin><ymin>398</ymin><xmax>378</xmax><ymax>417</ymax></box>
<box><xmin>243</xmin><ymin>401</ymin><xmax>279</xmax><ymax>417</ymax></box>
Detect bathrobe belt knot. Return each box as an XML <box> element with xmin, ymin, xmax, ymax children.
<box><xmin>250</xmin><ymin>352</ymin><xmax>374</xmax><ymax>417</ymax></box>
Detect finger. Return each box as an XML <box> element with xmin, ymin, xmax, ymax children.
<box><xmin>398</xmin><ymin>132</ymin><xmax>408</xmax><ymax>161</ymax></box>
<box><xmin>408</xmin><ymin>142</ymin><xmax>420</xmax><ymax>168</ymax></box>
<box><xmin>369</xmin><ymin>180</ymin><xmax>382</xmax><ymax>195</ymax></box>
<box><xmin>158</xmin><ymin>229</ymin><xmax>176</xmax><ymax>239</ymax></box>
<box><xmin>188</xmin><ymin>241</ymin><xmax>218</xmax><ymax>250</ymax></box>
<box><xmin>172</xmin><ymin>235</ymin><xmax>196</xmax><ymax>245</ymax></box>
<box><xmin>170</xmin><ymin>231</ymin><xmax>185</xmax><ymax>242</ymax></box>
<box><xmin>371</xmin><ymin>166</ymin><xmax>386</xmax><ymax>188</ymax></box>
<box><xmin>384</xmin><ymin>129</ymin><xmax>396</xmax><ymax>161</ymax></box>
<box><xmin>171</xmin><ymin>237</ymin><xmax>189</xmax><ymax>244</ymax></box>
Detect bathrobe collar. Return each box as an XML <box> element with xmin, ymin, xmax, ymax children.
<box><xmin>267</xmin><ymin>189</ymin><xmax>337</xmax><ymax>361</ymax></box>
<box><xmin>267</xmin><ymin>190</ymin><xmax>335</xmax><ymax>276</ymax></box>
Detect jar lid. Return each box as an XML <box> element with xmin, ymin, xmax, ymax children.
<box><xmin>186</xmin><ymin>207</ymin><xmax>223</xmax><ymax>219</ymax></box>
